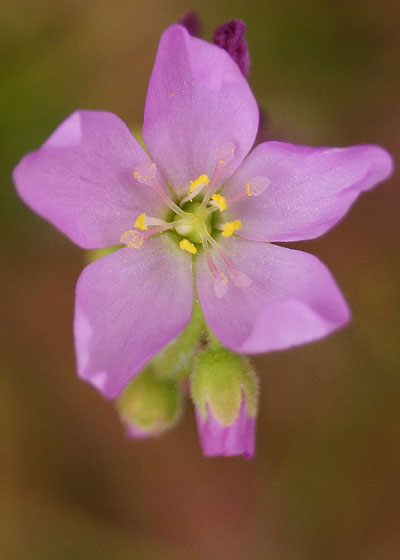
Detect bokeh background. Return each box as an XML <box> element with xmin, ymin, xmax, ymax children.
<box><xmin>1</xmin><ymin>1</ymin><xmax>399</xmax><ymax>558</ymax></box>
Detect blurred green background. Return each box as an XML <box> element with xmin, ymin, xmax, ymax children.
<box><xmin>1</xmin><ymin>1</ymin><xmax>399</xmax><ymax>558</ymax></box>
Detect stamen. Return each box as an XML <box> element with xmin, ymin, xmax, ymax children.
<box><xmin>221</xmin><ymin>220</ymin><xmax>242</xmax><ymax>237</ymax></box>
<box><xmin>226</xmin><ymin>175</ymin><xmax>270</xmax><ymax>205</ymax></box>
<box><xmin>179</xmin><ymin>239</ymin><xmax>198</xmax><ymax>255</ymax></box>
<box><xmin>133</xmin><ymin>160</ymin><xmax>187</xmax><ymax>218</ymax></box>
<box><xmin>134</xmin><ymin>213</ymin><xmax>147</xmax><ymax>231</ymax></box>
<box><xmin>200</xmin><ymin>142</ymin><xmax>236</xmax><ymax>209</ymax></box>
<box><xmin>189</xmin><ymin>174</ymin><xmax>210</xmax><ymax>197</ymax></box>
<box><xmin>134</xmin><ymin>213</ymin><xmax>168</xmax><ymax>231</ymax></box>
<box><xmin>210</xmin><ymin>193</ymin><xmax>227</xmax><ymax>212</ymax></box>
<box><xmin>120</xmin><ymin>222</ymin><xmax>178</xmax><ymax>249</ymax></box>
<box><xmin>180</xmin><ymin>174</ymin><xmax>210</xmax><ymax>204</ymax></box>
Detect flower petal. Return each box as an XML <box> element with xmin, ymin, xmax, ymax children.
<box><xmin>224</xmin><ymin>142</ymin><xmax>393</xmax><ymax>242</ymax></box>
<box><xmin>74</xmin><ymin>237</ymin><xmax>193</xmax><ymax>398</ymax></box>
<box><xmin>142</xmin><ymin>24</ymin><xmax>259</xmax><ymax>193</ymax></box>
<box><xmin>13</xmin><ymin>110</ymin><xmax>162</xmax><ymax>249</ymax></box>
<box><xmin>197</xmin><ymin>237</ymin><xmax>350</xmax><ymax>353</ymax></box>
<box><xmin>195</xmin><ymin>400</ymin><xmax>255</xmax><ymax>459</ymax></box>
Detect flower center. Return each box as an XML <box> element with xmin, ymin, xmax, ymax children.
<box><xmin>173</xmin><ymin>201</ymin><xmax>213</xmax><ymax>245</ymax></box>
<box><xmin>119</xmin><ymin>145</ymin><xmax>271</xmax><ymax>297</ymax></box>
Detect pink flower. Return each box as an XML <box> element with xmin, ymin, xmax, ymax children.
<box><xmin>13</xmin><ymin>24</ymin><xmax>393</xmax><ymax>403</ymax></box>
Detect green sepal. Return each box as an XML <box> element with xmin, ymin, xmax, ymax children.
<box><xmin>117</xmin><ymin>366</ymin><xmax>183</xmax><ymax>436</ymax></box>
<box><xmin>191</xmin><ymin>348</ymin><xmax>259</xmax><ymax>426</ymax></box>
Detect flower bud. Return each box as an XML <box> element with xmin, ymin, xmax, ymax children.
<box><xmin>191</xmin><ymin>348</ymin><xmax>258</xmax><ymax>458</ymax></box>
<box><xmin>213</xmin><ymin>20</ymin><xmax>250</xmax><ymax>77</ymax></box>
<box><xmin>179</xmin><ymin>11</ymin><xmax>201</xmax><ymax>37</ymax></box>
<box><xmin>117</xmin><ymin>368</ymin><xmax>183</xmax><ymax>439</ymax></box>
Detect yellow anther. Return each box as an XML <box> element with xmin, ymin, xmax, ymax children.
<box><xmin>211</xmin><ymin>193</ymin><xmax>227</xmax><ymax>212</ymax></box>
<box><xmin>188</xmin><ymin>174</ymin><xmax>210</xmax><ymax>195</ymax></box>
<box><xmin>245</xmin><ymin>182</ymin><xmax>252</xmax><ymax>196</ymax></box>
<box><xmin>133</xmin><ymin>170</ymin><xmax>139</xmax><ymax>180</ymax></box>
<box><xmin>120</xmin><ymin>229</ymin><xmax>144</xmax><ymax>248</ymax></box>
<box><xmin>179</xmin><ymin>238</ymin><xmax>198</xmax><ymax>255</ymax></box>
<box><xmin>221</xmin><ymin>220</ymin><xmax>242</xmax><ymax>237</ymax></box>
<box><xmin>134</xmin><ymin>213</ymin><xmax>147</xmax><ymax>231</ymax></box>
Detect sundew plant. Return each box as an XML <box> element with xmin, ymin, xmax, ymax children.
<box><xmin>13</xmin><ymin>19</ymin><xmax>393</xmax><ymax>458</ymax></box>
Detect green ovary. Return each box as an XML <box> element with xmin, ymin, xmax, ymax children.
<box><xmin>173</xmin><ymin>201</ymin><xmax>214</xmax><ymax>245</ymax></box>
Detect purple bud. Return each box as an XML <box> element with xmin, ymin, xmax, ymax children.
<box><xmin>179</xmin><ymin>11</ymin><xmax>201</xmax><ymax>37</ymax></box>
<box><xmin>191</xmin><ymin>348</ymin><xmax>258</xmax><ymax>459</ymax></box>
<box><xmin>196</xmin><ymin>400</ymin><xmax>256</xmax><ymax>459</ymax></box>
<box><xmin>213</xmin><ymin>19</ymin><xmax>250</xmax><ymax>77</ymax></box>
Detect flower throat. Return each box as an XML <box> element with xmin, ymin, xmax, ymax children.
<box><xmin>119</xmin><ymin>143</ymin><xmax>268</xmax><ymax>298</ymax></box>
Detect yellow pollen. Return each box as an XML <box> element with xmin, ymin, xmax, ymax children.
<box><xmin>211</xmin><ymin>193</ymin><xmax>227</xmax><ymax>212</ymax></box>
<box><xmin>133</xmin><ymin>170</ymin><xmax>139</xmax><ymax>180</ymax></box>
<box><xmin>179</xmin><ymin>238</ymin><xmax>198</xmax><ymax>255</ymax></box>
<box><xmin>188</xmin><ymin>174</ymin><xmax>210</xmax><ymax>195</ymax></box>
<box><xmin>134</xmin><ymin>213</ymin><xmax>147</xmax><ymax>231</ymax></box>
<box><xmin>221</xmin><ymin>220</ymin><xmax>242</xmax><ymax>237</ymax></box>
<box><xmin>120</xmin><ymin>229</ymin><xmax>143</xmax><ymax>248</ymax></box>
<box><xmin>245</xmin><ymin>182</ymin><xmax>252</xmax><ymax>196</ymax></box>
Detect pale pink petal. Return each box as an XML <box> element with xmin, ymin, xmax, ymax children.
<box><xmin>197</xmin><ymin>237</ymin><xmax>350</xmax><ymax>353</ymax></box>
<box><xmin>13</xmin><ymin>110</ymin><xmax>163</xmax><ymax>249</ymax></box>
<box><xmin>74</xmin><ymin>237</ymin><xmax>193</xmax><ymax>398</ymax></box>
<box><xmin>143</xmin><ymin>24</ymin><xmax>259</xmax><ymax>193</ymax></box>
<box><xmin>224</xmin><ymin>142</ymin><xmax>393</xmax><ymax>242</ymax></box>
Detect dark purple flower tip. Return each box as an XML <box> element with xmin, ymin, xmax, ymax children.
<box><xmin>213</xmin><ymin>19</ymin><xmax>250</xmax><ymax>77</ymax></box>
<box><xmin>179</xmin><ymin>11</ymin><xmax>201</xmax><ymax>37</ymax></box>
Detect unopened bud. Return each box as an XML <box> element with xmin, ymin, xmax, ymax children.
<box><xmin>117</xmin><ymin>368</ymin><xmax>183</xmax><ymax>439</ymax></box>
<box><xmin>179</xmin><ymin>11</ymin><xmax>201</xmax><ymax>37</ymax></box>
<box><xmin>213</xmin><ymin>19</ymin><xmax>250</xmax><ymax>77</ymax></box>
<box><xmin>191</xmin><ymin>348</ymin><xmax>258</xmax><ymax>458</ymax></box>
